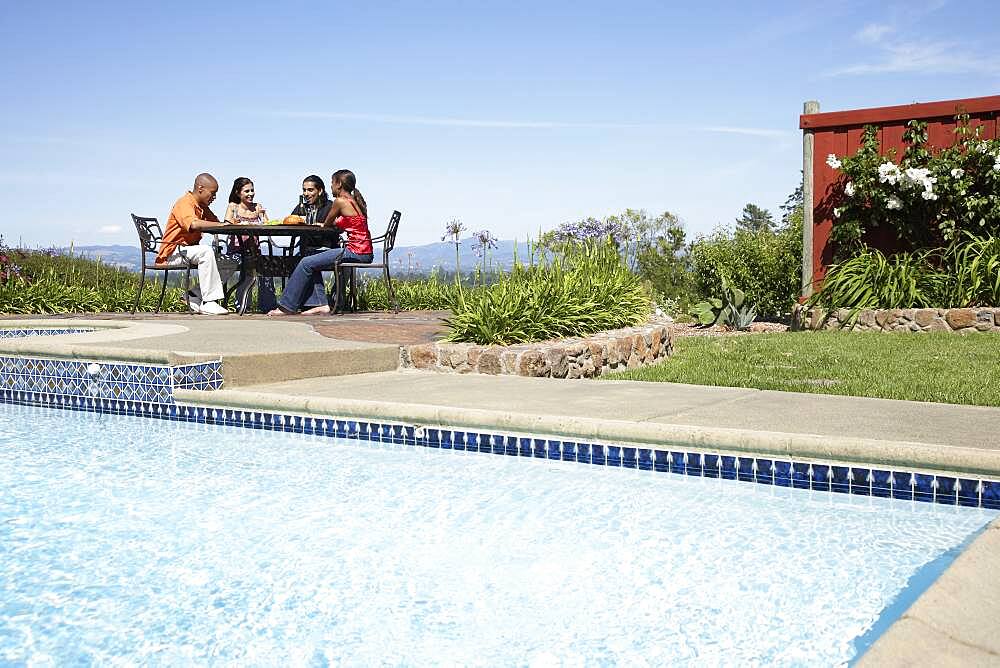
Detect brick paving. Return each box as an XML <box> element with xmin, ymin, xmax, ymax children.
<box><xmin>3</xmin><ymin>310</ymin><xmax>450</xmax><ymax>346</ymax></box>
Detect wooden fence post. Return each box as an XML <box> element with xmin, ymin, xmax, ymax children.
<box><xmin>801</xmin><ymin>100</ymin><xmax>820</xmax><ymax>298</ymax></box>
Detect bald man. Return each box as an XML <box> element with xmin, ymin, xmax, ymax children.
<box><xmin>156</xmin><ymin>173</ymin><xmax>234</xmax><ymax>315</ymax></box>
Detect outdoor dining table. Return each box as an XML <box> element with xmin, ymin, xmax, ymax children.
<box><xmin>201</xmin><ymin>224</ymin><xmax>342</xmax><ymax>315</ymax></box>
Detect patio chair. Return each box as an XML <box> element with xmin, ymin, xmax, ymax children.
<box><xmin>329</xmin><ymin>210</ymin><xmax>402</xmax><ymax>313</ymax></box>
<box><xmin>130</xmin><ymin>214</ymin><xmax>192</xmax><ymax>314</ymax></box>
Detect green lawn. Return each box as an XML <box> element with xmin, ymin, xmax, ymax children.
<box><xmin>604</xmin><ymin>331</ymin><xmax>1000</xmax><ymax>406</ymax></box>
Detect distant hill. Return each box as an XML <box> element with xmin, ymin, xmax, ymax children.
<box><xmin>63</xmin><ymin>239</ymin><xmax>530</xmax><ymax>276</ymax></box>
<box><xmin>64</xmin><ymin>245</ymin><xmax>141</xmax><ymax>272</ymax></box>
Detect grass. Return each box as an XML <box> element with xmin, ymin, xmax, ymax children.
<box><xmin>604</xmin><ymin>331</ymin><xmax>1000</xmax><ymax>407</ymax></box>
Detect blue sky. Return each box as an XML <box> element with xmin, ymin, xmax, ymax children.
<box><xmin>1</xmin><ymin>0</ymin><xmax>997</xmax><ymax>248</ymax></box>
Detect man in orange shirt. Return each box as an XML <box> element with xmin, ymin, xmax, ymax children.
<box><xmin>156</xmin><ymin>173</ymin><xmax>233</xmax><ymax>314</ymax></box>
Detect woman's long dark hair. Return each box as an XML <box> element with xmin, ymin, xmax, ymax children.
<box><xmin>303</xmin><ymin>174</ymin><xmax>329</xmax><ymax>207</ymax></box>
<box><xmin>332</xmin><ymin>169</ymin><xmax>367</xmax><ymax>219</ymax></box>
<box><xmin>228</xmin><ymin>177</ymin><xmax>253</xmax><ymax>204</ymax></box>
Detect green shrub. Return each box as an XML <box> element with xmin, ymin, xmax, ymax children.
<box><xmin>0</xmin><ymin>241</ymin><xmax>186</xmax><ymax>314</ymax></box>
<box><xmin>806</xmin><ymin>249</ymin><xmax>941</xmax><ymax>311</ymax></box>
<box><xmin>943</xmin><ymin>235</ymin><xmax>1000</xmax><ymax>306</ymax></box>
<box><xmin>689</xmin><ymin>219</ymin><xmax>802</xmax><ymax>319</ymax></box>
<box><xmin>443</xmin><ymin>240</ymin><xmax>649</xmax><ymax>345</ymax></box>
<box><xmin>356</xmin><ymin>271</ymin><xmax>463</xmax><ymax>311</ymax></box>
<box><xmin>808</xmin><ymin>235</ymin><xmax>1000</xmax><ymax>311</ymax></box>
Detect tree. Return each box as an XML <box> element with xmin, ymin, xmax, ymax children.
<box><xmin>736</xmin><ymin>203</ymin><xmax>776</xmax><ymax>234</ymax></box>
<box><xmin>779</xmin><ymin>175</ymin><xmax>804</xmax><ymax>228</ymax></box>
<box><xmin>635</xmin><ymin>214</ymin><xmax>693</xmax><ymax>305</ymax></box>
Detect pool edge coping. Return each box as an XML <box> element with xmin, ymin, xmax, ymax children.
<box><xmin>857</xmin><ymin>518</ymin><xmax>1000</xmax><ymax>664</ymax></box>
<box><xmin>176</xmin><ymin>387</ymin><xmax>1000</xmax><ymax>478</ymax></box>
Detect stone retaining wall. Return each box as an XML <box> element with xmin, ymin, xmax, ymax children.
<box><xmin>793</xmin><ymin>305</ymin><xmax>1000</xmax><ymax>333</ymax></box>
<box><xmin>399</xmin><ymin>323</ymin><xmax>673</xmax><ymax>378</ymax></box>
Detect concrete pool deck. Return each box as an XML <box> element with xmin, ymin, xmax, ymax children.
<box><xmin>3</xmin><ymin>315</ymin><xmax>1000</xmax><ymax>662</ymax></box>
<box><xmin>5</xmin><ymin>316</ymin><xmax>1000</xmax><ymax>475</ymax></box>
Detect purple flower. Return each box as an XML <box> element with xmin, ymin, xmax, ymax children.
<box><xmin>441</xmin><ymin>219</ymin><xmax>466</xmax><ymax>243</ymax></box>
<box><xmin>471</xmin><ymin>229</ymin><xmax>498</xmax><ymax>257</ymax></box>
<box><xmin>553</xmin><ymin>217</ymin><xmax>624</xmax><ymax>245</ymax></box>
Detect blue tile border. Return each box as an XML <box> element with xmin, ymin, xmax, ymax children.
<box><xmin>0</xmin><ymin>327</ymin><xmax>95</xmax><ymax>338</ymax></box>
<box><xmin>3</xmin><ymin>385</ymin><xmax>1000</xmax><ymax>511</ymax></box>
<box><xmin>0</xmin><ymin>355</ymin><xmax>222</xmax><ymax>404</ymax></box>
<box><xmin>1</xmin><ymin>349</ymin><xmax>999</xmax><ymax>511</ymax></box>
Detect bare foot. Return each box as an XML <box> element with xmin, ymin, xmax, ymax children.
<box><xmin>301</xmin><ymin>305</ymin><xmax>331</xmax><ymax>316</ymax></box>
<box><xmin>266</xmin><ymin>307</ymin><xmax>299</xmax><ymax>316</ymax></box>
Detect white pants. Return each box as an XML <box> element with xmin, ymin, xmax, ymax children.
<box><xmin>162</xmin><ymin>245</ymin><xmax>233</xmax><ymax>303</ymax></box>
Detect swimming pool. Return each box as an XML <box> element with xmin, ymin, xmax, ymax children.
<box><xmin>1</xmin><ymin>403</ymin><xmax>995</xmax><ymax>665</ymax></box>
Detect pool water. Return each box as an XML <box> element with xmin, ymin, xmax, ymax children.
<box><xmin>0</xmin><ymin>404</ymin><xmax>995</xmax><ymax>665</ymax></box>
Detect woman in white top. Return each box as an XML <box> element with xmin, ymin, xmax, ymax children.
<box><xmin>224</xmin><ymin>177</ymin><xmax>276</xmax><ymax>312</ymax></box>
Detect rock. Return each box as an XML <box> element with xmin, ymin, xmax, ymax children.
<box><xmin>500</xmin><ymin>350</ymin><xmax>519</xmax><ymax>375</ymax></box>
<box><xmin>518</xmin><ymin>350</ymin><xmax>548</xmax><ymax>377</ymax></box>
<box><xmin>913</xmin><ymin>308</ymin><xmax>937</xmax><ymax>327</ymax></box>
<box><xmin>859</xmin><ymin>310</ymin><xmax>877</xmax><ymax>327</ymax></box>
<box><xmin>928</xmin><ymin>318</ymin><xmax>951</xmax><ymax>332</ymax></box>
<box><xmin>899</xmin><ymin>308</ymin><xmax>915</xmax><ymax>321</ymax></box>
<box><xmin>974</xmin><ymin>310</ymin><xmax>995</xmax><ymax>331</ymax></box>
<box><xmin>604</xmin><ymin>340</ymin><xmax>622</xmax><ymax>365</ymax></box>
<box><xmin>448</xmin><ymin>345</ymin><xmax>471</xmax><ymax>368</ymax></box>
<box><xmin>633</xmin><ymin>334</ymin><xmax>649</xmax><ymax>362</ymax></box>
<box><xmin>467</xmin><ymin>347</ymin><xmax>482</xmax><ymax>367</ymax></box>
<box><xmin>616</xmin><ymin>336</ymin><xmax>634</xmax><ymax>362</ymax></box>
<box><xmin>945</xmin><ymin>308</ymin><xmax>977</xmax><ymax>329</ymax></box>
<box><xmin>408</xmin><ymin>344</ymin><xmax>437</xmax><ymax>369</ymax></box>
<box><xmin>545</xmin><ymin>347</ymin><xmax>568</xmax><ymax>378</ymax></box>
<box><xmin>398</xmin><ymin>347</ymin><xmax>412</xmax><ymax>368</ymax></box>
<box><xmin>956</xmin><ymin>326</ymin><xmax>978</xmax><ymax>336</ymax></box>
<box><xmin>875</xmin><ymin>310</ymin><xmax>892</xmax><ymax>328</ymax></box>
<box><xmin>477</xmin><ymin>349</ymin><xmax>501</xmax><ymax>375</ymax></box>
<box><xmin>588</xmin><ymin>341</ymin><xmax>606</xmax><ymax>368</ymax></box>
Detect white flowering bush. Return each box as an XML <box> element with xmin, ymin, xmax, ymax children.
<box><xmin>825</xmin><ymin>115</ymin><xmax>1000</xmax><ymax>255</ymax></box>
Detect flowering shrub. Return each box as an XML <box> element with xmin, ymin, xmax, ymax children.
<box><xmin>550</xmin><ymin>217</ymin><xmax>626</xmax><ymax>246</ymax></box>
<box><xmin>826</xmin><ymin>115</ymin><xmax>1000</xmax><ymax>254</ymax></box>
<box><xmin>0</xmin><ymin>236</ymin><xmax>24</xmax><ymax>284</ymax></box>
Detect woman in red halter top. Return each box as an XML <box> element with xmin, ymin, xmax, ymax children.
<box><xmin>269</xmin><ymin>169</ymin><xmax>374</xmax><ymax>315</ymax></box>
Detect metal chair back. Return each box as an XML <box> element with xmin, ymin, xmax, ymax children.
<box><xmin>129</xmin><ymin>213</ymin><xmax>191</xmax><ymax>314</ymax></box>
<box><xmin>131</xmin><ymin>214</ymin><xmax>163</xmax><ymax>263</ymax></box>
<box><xmin>331</xmin><ymin>210</ymin><xmax>403</xmax><ymax>313</ymax></box>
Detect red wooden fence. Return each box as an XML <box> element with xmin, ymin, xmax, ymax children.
<box><xmin>799</xmin><ymin>94</ymin><xmax>1000</xmax><ymax>294</ymax></box>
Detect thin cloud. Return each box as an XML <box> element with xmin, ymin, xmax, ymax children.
<box><xmin>700</xmin><ymin>126</ymin><xmax>794</xmax><ymax>139</ymax></box>
<box><xmin>855</xmin><ymin>23</ymin><xmax>893</xmax><ymax>44</ymax></box>
<box><xmin>829</xmin><ymin>40</ymin><xmax>998</xmax><ymax>75</ymax></box>
<box><xmin>260</xmin><ymin>111</ymin><xmax>792</xmax><ymax>138</ymax></box>
<box><xmin>830</xmin><ymin>14</ymin><xmax>997</xmax><ymax>76</ymax></box>
<box><xmin>98</xmin><ymin>225</ymin><xmax>122</xmax><ymax>234</ymax></box>
<box><xmin>262</xmin><ymin>111</ymin><xmax>644</xmax><ymax>130</ymax></box>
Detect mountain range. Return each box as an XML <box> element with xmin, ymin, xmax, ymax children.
<box><xmin>62</xmin><ymin>238</ymin><xmax>529</xmax><ymax>276</ymax></box>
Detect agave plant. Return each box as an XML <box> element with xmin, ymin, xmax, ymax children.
<box><xmin>691</xmin><ymin>278</ymin><xmax>756</xmax><ymax>330</ymax></box>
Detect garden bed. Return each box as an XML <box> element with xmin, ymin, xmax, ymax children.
<box><xmin>793</xmin><ymin>305</ymin><xmax>1000</xmax><ymax>334</ymax></box>
<box><xmin>399</xmin><ymin>321</ymin><xmax>672</xmax><ymax>378</ymax></box>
